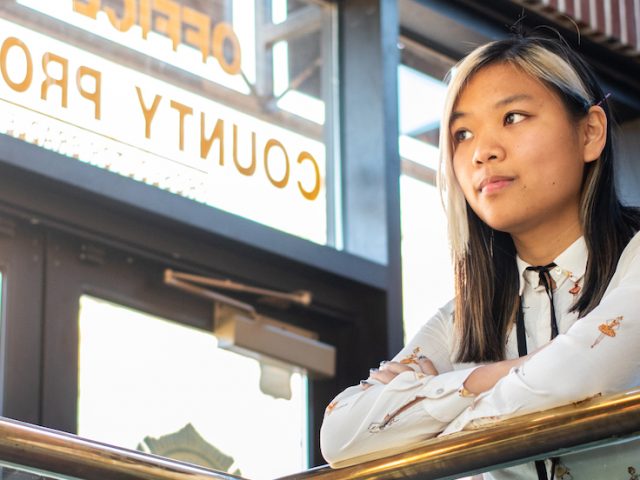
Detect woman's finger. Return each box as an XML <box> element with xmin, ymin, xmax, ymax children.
<box><xmin>368</xmin><ymin>368</ymin><xmax>398</xmax><ymax>384</ymax></box>
<box><xmin>416</xmin><ymin>355</ymin><xmax>439</xmax><ymax>376</ymax></box>
<box><xmin>380</xmin><ymin>361</ymin><xmax>414</xmax><ymax>375</ymax></box>
<box><xmin>369</xmin><ymin>359</ymin><xmax>436</xmax><ymax>384</ymax></box>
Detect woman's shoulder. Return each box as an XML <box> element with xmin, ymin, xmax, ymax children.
<box><xmin>604</xmin><ymin>229</ymin><xmax>640</xmax><ymax>294</ymax></box>
<box><xmin>411</xmin><ymin>298</ymin><xmax>456</xmax><ymax>343</ymax></box>
<box><xmin>396</xmin><ymin>298</ymin><xmax>458</xmax><ymax>372</ymax></box>
<box><xmin>617</xmin><ymin>229</ymin><xmax>640</xmax><ymax>270</ymax></box>
<box><xmin>427</xmin><ymin>298</ymin><xmax>456</xmax><ymax>327</ymax></box>
<box><xmin>438</xmin><ymin>297</ymin><xmax>456</xmax><ymax>315</ymax></box>
<box><xmin>625</xmin><ymin>229</ymin><xmax>640</xmax><ymax>254</ymax></box>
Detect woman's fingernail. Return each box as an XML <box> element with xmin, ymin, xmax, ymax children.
<box><xmin>379</xmin><ymin>360</ymin><xmax>389</xmax><ymax>367</ymax></box>
<box><xmin>360</xmin><ymin>379</ymin><xmax>370</xmax><ymax>385</ymax></box>
<box><xmin>418</xmin><ymin>355</ymin><xmax>428</xmax><ymax>360</ymax></box>
<box><xmin>370</xmin><ymin>368</ymin><xmax>379</xmax><ymax>373</ymax></box>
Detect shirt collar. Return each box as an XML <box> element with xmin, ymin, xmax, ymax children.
<box><xmin>516</xmin><ymin>236</ymin><xmax>588</xmax><ymax>295</ymax></box>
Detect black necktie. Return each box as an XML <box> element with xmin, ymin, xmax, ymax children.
<box><xmin>516</xmin><ymin>262</ymin><xmax>559</xmax><ymax>480</ymax></box>
<box><xmin>526</xmin><ymin>262</ymin><xmax>559</xmax><ymax>339</ymax></box>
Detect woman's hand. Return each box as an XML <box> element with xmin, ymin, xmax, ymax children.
<box><xmin>463</xmin><ymin>356</ymin><xmax>526</xmax><ymax>395</ymax></box>
<box><xmin>368</xmin><ymin>356</ymin><xmax>439</xmax><ymax>385</ymax></box>
<box><xmin>463</xmin><ymin>343</ymin><xmax>552</xmax><ymax>395</ymax></box>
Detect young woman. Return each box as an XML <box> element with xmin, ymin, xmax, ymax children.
<box><xmin>320</xmin><ymin>35</ymin><xmax>640</xmax><ymax>479</ymax></box>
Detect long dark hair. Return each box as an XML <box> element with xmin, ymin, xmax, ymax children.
<box><xmin>437</xmin><ymin>35</ymin><xmax>640</xmax><ymax>362</ymax></box>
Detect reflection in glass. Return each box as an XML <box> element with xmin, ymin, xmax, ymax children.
<box><xmin>3</xmin><ymin>0</ymin><xmax>336</xmax><ymax>245</ymax></box>
<box><xmin>77</xmin><ymin>295</ymin><xmax>308</xmax><ymax>479</ymax></box>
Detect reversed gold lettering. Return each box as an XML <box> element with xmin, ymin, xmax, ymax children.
<box><xmin>41</xmin><ymin>52</ymin><xmax>69</xmax><ymax>108</ymax></box>
<box><xmin>183</xmin><ymin>6</ymin><xmax>210</xmax><ymax>62</ymax></box>
<box><xmin>153</xmin><ymin>0</ymin><xmax>181</xmax><ymax>51</ymax></box>
<box><xmin>200</xmin><ymin>114</ymin><xmax>224</xmax><ymax>163</ymax></box>
<box><xmin>104</xmin><ymin>0</ymin><xmax>136</xmax><ymax>32</ymax></box>
<box><xmin>140</xmin><ymin>0</ymin><xmax>152</xmax><ymax>39</ymax></box>
<box><xmin>212</xmin><ymin>22</ymin><xmax>241</xmax><ymax>75</ymax></box>
<box><xmin>73</xmin><ymin>0</ymin><xmax>100</xmax><ymax>19</ymax></box>
<box><xmin>0</xmin><ymin>37</ymin><xmax>33</xmax><ymax>92</ymax></box>
<box><xmin>76</xmin><ymin>66</ymin><xmax>102</xmax><ymax>120</ymax></box>
<box><xmin>135</xmin><ymin>86</ymin><xmax>162</xmax><ymax>138</ymax></box>
<box><xmin>264</xmin><ymin>139</ymin><xmax>289</xmax><ymax>189</ymax></box>
<box><xmin>232</xmin><ymin>124</ymin><xmax>256</xmax><ymax>176</ymax></box>
<box><xmin>72</xmin><ymin>0</ymin><xmax>243</xmax><ymax>78</ymax></box>
<box><xmin>170</xmin><ymin>99</ymin><xmax>193</xmax><ymax>151</ymax></box>
<box><xmin>297</xmin><ymin>151</ymin><xmax>321</xmax><ymax>201</ymax></box>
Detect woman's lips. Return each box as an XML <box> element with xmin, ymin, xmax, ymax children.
<box><xmin>478</xmin><ymin>176</ymin><xmax>515</xmax><ymax>194</ymax></box>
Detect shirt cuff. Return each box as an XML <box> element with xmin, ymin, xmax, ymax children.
<box><xmin>421</xmin><ymin>366</ymin><xmax>480</xmax><ymax>423</ymax></box>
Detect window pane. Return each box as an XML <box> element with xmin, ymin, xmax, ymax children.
<box><xmin>77</xmin><ymin>295</ymin><xmax>308</xmax><ymax>479</ymax></box>
<box><xmin>400</xmin><ymin>176</ymin><xmax>453</xmax><ymax>340</ymax></box>
<box><xmin>0</xmin><ymin>463</ymin><xmax>71</xmax><ymax>480</ymax></box>
<box><xmin>398</xmin><ymin>44</ymin><xmax>455</xmax><ymax>342</ymax></box>
<box><xmin>478</xmin><ymin>437</ymin><xmax>640</xmax><ymax>479</ymax></box>
<box><xmin>1</xmin><ymin>0</ymin><xmax>337</xmax><ymax>245</ymax></box>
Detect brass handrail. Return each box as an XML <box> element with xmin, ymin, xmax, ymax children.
<box><xmin>0</xmin><ymin>416</ymin><xmax>246</xmax><ymax>480</ymax></box>
<box><xmin>279</xmin><ymin>387</ymin><xmax>640</xmax><ymax>480</ymax></box>
<box><xmin>2</xmin><ymin>389</ymin><xmax>640</xmax><ymax>480</ymax></box>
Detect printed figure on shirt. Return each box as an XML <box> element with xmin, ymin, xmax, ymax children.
<box><xmin>320</xmin><ymin>32</ymin><xmax>640</xmax><ymax>480</ymax></box>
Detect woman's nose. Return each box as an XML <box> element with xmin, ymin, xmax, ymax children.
<box><xmin>472</xmin><ymin>136</ymin><xmax>505</xmax><ymax>165</ymax></box>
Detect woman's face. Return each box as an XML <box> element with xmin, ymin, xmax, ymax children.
<box><xmin>450</xmin><ymin>62</ymin><xmax>595</xmax><ymax>239</ymax></box>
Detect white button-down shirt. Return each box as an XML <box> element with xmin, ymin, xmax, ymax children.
<box><xmin>320</xmin><ymin>232</ymin><xmax>640</xmax><ymax>477</ymax></box>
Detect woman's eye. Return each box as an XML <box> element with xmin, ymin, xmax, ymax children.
<box><xmin>454</xmin><ymin>129</ymin><xmax>472</xmax><ymax>142</ymax></box>
<box><xmin>504</xmin><ymin>112</ymin><xmax>527</xmax><ymax>125</ymax></box>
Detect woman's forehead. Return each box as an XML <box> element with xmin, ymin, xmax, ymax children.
<box><xmin>453</xmin><ymin>63</ymin><xmax>557</xmax><ymax>113</ymax></box>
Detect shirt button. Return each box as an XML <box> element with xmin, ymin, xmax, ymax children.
<box><xmin>436</xmin><ymin>388</ymin><xmax>444</xmax><ymax>395</ymax></box>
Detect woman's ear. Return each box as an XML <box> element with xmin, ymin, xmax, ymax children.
<box><xmin>582</xmin><ymin>105</ymin><xmax>607</xmax><ymax>163</ymax></box>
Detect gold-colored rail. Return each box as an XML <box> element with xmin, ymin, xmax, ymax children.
<box><xmin>279</xmin><ymin>387</ymin><xmax>640</xmax><ymax>480</ymax></box>
<box><xmin>1</xmin><ymin>388</ymin><xmax>640</xmax><ymax>480</ymax></box>
<box><xmin>0</xmin><ymin>416</ymin><xmax>245</xmax><ymax>480</ymax></box>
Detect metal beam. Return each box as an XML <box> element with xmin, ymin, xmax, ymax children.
<box><xmin>263</xmin><ymin>6</ymin><xmax>324</xmax><ymax>46</ymax></box>
<box><xmin>339</xmin><ymin>0</ymin><xmax>404</xmax><ymax>357</ymax></box>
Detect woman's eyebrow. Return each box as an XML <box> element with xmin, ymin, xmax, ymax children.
<box><xmin>450</xmin><ymin>93</ymin><xmax>533</xmax><ymax>127</ymax></box>
<box><xmin>450</xmin><ymin>111</ymin><xmax>465</xmax><ymax>126</ymax></box>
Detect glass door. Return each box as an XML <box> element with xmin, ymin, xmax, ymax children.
<box><xmin>41</xmin><ymin>230</ymin><xmax>309</xmax><ymax>479</ymax></box>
